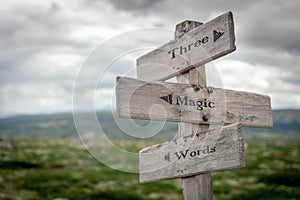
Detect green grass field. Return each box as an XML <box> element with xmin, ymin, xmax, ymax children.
<box><xmin>0</xmin><ymin>138</ymin><xmax>299</xmax><ymax>200</ymax></box>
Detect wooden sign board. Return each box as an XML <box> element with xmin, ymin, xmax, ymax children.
<box><xmin>139</xmin><ymin>123</ymin><xmax>245</xmax><ymax>183</ymax></box>
<box><xmin>137</xmin><ymin>12</ymin><xmax>236</xmax><ymax>81</ymax></box>
<box><xmin>116</xmin><ymin>76</ymin><xmax>273</xmax><ymax>128</ymax></box>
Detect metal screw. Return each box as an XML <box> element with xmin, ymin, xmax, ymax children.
<box><xmin>194</xmin><ymin>86</ymin><xmax>200</xmax><ymax>91</ymax></box>
<box><xmin>202</xmin><ymin>115</ymin><xmax>209</xmax><ymax>121</ymax></box>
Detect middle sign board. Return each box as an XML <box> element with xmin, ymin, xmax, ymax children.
<box><xmin>116</xmin><ymin>76</ymin><xmax>273</xmax><ymax>128</ymax></box>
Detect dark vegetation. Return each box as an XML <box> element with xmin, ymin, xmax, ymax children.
<box><xmin>0</xmin><ymin>109</ymin><xmax>299</xmax><ymax>199</ymax></box>
<box><xmin>0</xmin><ymin>138</ymin><xmax>299</xmax><ymax>199</ymax></box>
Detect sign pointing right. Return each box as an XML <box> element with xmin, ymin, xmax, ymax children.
<box><xmin>137</xmin><ymin>12</ymin><xmax>236</xmax><ymax>81</ymax></box>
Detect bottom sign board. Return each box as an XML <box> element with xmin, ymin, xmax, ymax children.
<box><xmin>139</xmin><ymin>123</ymin><xmax>245</xmax><ymax>183</ymax></box>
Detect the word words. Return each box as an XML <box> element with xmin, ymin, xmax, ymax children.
<box><xmin>163</xmin><ymin>146</ymin><xmax>216</xmax><ymax>162</ymax></box>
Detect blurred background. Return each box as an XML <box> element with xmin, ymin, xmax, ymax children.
<box><xmin>0</xmin><ymin>0</ymin><xmax>299</xmax><ymax>199</ymax></box>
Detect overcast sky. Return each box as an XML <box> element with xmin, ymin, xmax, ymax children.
<box><xmin>1</xmin><ymin>0</ymin><xmax>299</xmax><ymax>117</ymax></box>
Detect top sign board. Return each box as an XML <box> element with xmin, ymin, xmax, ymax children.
<box><xmin>137</xmin><ymin>12</ymin><xmax>236</xmax><ymax>81</ymax></box>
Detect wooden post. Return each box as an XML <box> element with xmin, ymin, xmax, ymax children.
<box><xmin>117</xmin><ymin>12</ymin><xmax>272</xmax><ymax>199</ymax></box>
<box><xmin>176</xmin><ymin>21</ymin><xmax>213</xmax><ymax>200</ymax></box>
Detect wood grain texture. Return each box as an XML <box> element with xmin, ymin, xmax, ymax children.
<box><xmin>178</xmin><ymin>68</ymin><xmax>213</xmax><ymax>200</ymax></box>
<box><xmin>136</xmin><ymin>12</ymin><xmax>236</xmax><ymax>81</ymax></box>
<box><xmin>139</xmin><ymin>123</ymin><xmax>245</xmax><ymax>183</ymax></box>
<box><xmin>116</xmin><ymin>76</ymin><xmax>273</xmax><ymax>128</ymax></box>
<box><xmin>182</xmin><ymin>175</ymin><xmax>213</xmax><ymax>200</ymax></box>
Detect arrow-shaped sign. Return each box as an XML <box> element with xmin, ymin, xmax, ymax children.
<box><xmin>139</xmin><ymin>123</ymin><xmax>245</xmax><ymax>183</ymax></box>
<box><xmin>137</xmin><ymin>12</ymin><xmax>236</xmax><ymax>81</ymax></box>
<box><xmin>116</xmin><ymin>76</ymin><xmax>273</xmax><ymax>128</ymax></box>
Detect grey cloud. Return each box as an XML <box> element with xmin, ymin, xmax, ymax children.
<box><xmin>139</xmin><ymin>0</ymin><xmax>300</xmax><ymax>57</ymax></box>
<box><xmin>0</xmin><ymin>5</ymin><xmax>87</xmax><ymax>51</ymax></box>
<box><xmin>230</xmin><ymin>46</ymin><xmax>299</xmax><ymax>68</ymax></box>
<box><xmin>238</xmin><ymin>0</ymin><xmax>300</xmax><ymax>55</ymax></box>
<box><xmin>107</xmin><ymin>0</ymin><xmax>162</xmax><ymax>13</ymax></box>
<box><xmin>280</xmin><ymin>69</ymin><xmax>300</xmax><ymax>86</ymax></box>
<box><xmin>161</xmin><ymin>0</ymin><xmax>300</xmax><ymax>56</ymax></box>
<box><xmin>1</xmin><ymin>0</ymin><xmax>300</xmax><ymax>116</ymax></box>
<box><xmin>0</xmin><ymin>2</ymin><xmax>92</xmax><ymax>91</ymax></box>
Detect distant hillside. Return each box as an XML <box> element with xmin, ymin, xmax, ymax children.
<box><xmin>243</xmin><ymin>109</ymin><xmax>300</xmax><ymax>134</ymax></box>
<box><xmin>270</xmin><ymin>109</ymin><xmax>300</xmax><ymax>132</ymax></box>
<box><xmin>0</xmin><ymin>113</ymin><xmax>77</xmax><ymax>138</ymax></box>
<box><xmin>0</xmin><ymin>112</ymin><xmax>178</xmax><ymax>140</ymax></box>
<box><xmin>0</xmin><ymin>110</ymin><xmax>299</xmax><ymax>141</ymax></box>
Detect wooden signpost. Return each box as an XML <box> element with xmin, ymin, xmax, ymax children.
<box><xmin>115</xmin><ymin>11</ymin><xmax>273</xmax><ymax>199</ymax></box>
<box><xmin>116</xmin><ymin>76</ymin><xmax>273</xmax><ymax>128</ymax></box>
<box><xmin>139</xmin><ymin>123</ymin><xmax>245</xmax><ymax>183</ymax></box>
<box><xmin>137</xmin><ymin>12</ymin><xmax>235</xmax><ymax>81</ymax></box>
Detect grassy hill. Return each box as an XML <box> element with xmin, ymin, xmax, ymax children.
<box><xmin>0</xmin><ymin>109</ymin><xmax>299</xmax><ymax>141</ymax></box>
<box><xmin>0</xmin><ymin>110</ymin><xmax>299</xmax><ymax>199</ymax></box>
<box><xmin>0</xmin><ymin>138</ymin><xmax>299</xmax><ymax>200</ymax></box>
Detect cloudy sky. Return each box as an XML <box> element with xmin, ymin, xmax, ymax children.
<box><xmin>1</xmin><ymin>0</ymin><xmax>299</xmax><ymax>117</ymax></box>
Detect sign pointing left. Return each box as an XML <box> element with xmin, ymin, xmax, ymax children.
<box><xmin>139</xmin><ymin>123</ymin><xmax>245</xmax><ymax>183</ymax></box>
<box><xmin>116</xmin><ymin>76</ymin><xmax>273</xmax><ymax>128</ymax></box>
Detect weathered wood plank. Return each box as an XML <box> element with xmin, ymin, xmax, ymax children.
<box><xmin>139</xmin><ymin>123</ymin><xmax>245</xmax><ymax>183</ymax></box>
<box><xmin>136</xmin><ymin>12</ymin><xmax>236</xmax><ymax>81</ymax></box>
<box><xmin>182</xmin><ymin>175</ymin><xmax>213</xmax><ymax>200</ymax></box>
<box><xmin>178</xmin><ymin>68</ymin><xmax>213</xmax><ymax>200</ymax></box>
<box><xmin>116</xmin><ymin>76</ymin><xmax>273</xmax><ymax>128</ymax></box>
